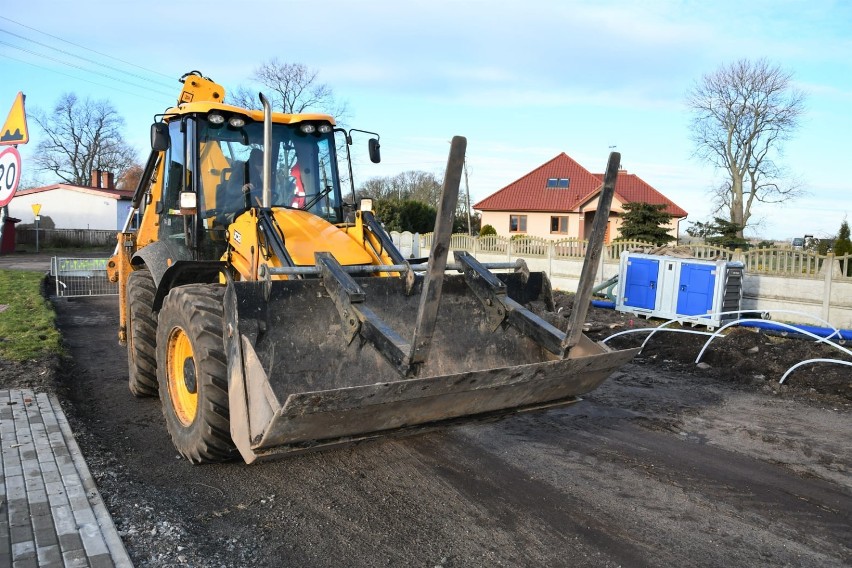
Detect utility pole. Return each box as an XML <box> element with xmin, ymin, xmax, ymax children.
<box><xmin>463</xmin><ymin>158</ymin><xmax>471</xmax><ymax>235</ymax></box>
<box><xmin>0</xmin><ymin>205</ymin><xmax>6</xmax><ymax>247</ymax></box>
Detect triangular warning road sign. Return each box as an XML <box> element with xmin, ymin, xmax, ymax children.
<box><xmin>0</xmin><ymin>92</ymin><xmax>29</xmax><ymax>146</ymax></box>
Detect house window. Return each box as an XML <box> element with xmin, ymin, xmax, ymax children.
<box><xmin>546</xmin><ymin>178</ymin><xmax>570</xmax><ymax>188</ymax></box>
<box><xmin>550</xmin><ymin>216</ymin><xmax>568</xmax><ymax>234</ymax></box>
<box><xmin>509</xmin><ymin>215</ymin><xmax>527</xmax><ymax>233</ymax></box>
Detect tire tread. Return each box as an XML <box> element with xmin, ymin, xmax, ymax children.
<box><xmin>157</xmin><ymin>284</ymin><xmax>236</xmax><ymax>463</ymax></box>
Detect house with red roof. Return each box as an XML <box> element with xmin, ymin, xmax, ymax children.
<box><xmin>473</xmin><ymin>153</ymin><xmax>688</xmax><ymax>242</ymax></box>
<box><xmin>7</xmin><ymin>170</ymin><xmax>134</xmax><ymax>231</ymax></box>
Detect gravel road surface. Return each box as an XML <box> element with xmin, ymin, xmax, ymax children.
<box><xmin>22</xmin><ymin>295</ymin><xmax>852</xmax><ymax>567</ymax></box>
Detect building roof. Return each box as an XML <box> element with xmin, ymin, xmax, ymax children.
<box><xmin>472</xmin><ymin>153</ymin><xmax>601</xmax><ymax>212</ymax></box>
<box><xmin>14</xmin><ymin>183</ymin><xmax>133</xmax><ymax>200</ymax></box>
<box><xmin>473</xmin><ymin>152</ymin><xmax>687</xmax><ymax>217</ymax></box>
<box><xmin>590</xmin><ymin>171</ymin><xmax>687</xmax><ymax>217</ymax></box>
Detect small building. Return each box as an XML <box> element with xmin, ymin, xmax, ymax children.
<box><xmin>473</xmin><ymin>153</ymin><xmax>688</xmax><ymax>242</ymax></box>
<box><xmin>7</xmin><ymin>170</ymin><xmax>134</xmax><ymax>230</ymax></box>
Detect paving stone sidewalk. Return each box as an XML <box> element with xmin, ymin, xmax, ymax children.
<box><xmin>1</xmin><ymin>389</ymin><xmax>132</xmax><ymax>567</ymax></box>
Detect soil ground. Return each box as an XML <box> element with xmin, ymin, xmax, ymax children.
<box><xmin>1</xmin><ymin>285</ymin><xmax>850</xmax><ymax>567</ymax></box>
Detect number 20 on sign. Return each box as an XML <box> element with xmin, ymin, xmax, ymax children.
<box><xmin>0</xmin><ymin>146</ymin><xmax>22</xmax><ymax>207</ymax></box>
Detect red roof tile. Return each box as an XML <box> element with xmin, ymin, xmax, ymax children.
<box><xmin>473</xmin><ymin>153</ymin><xmax>687</xmax><ymax>218</ymax></box>
<box><xmin>590</xmin><ymin>171</ymin><xmax>687</xmax><ymax>217</ymax></box>
<box><xmin>473</xmin><ymin>153</ymin><xmax>602</xmax><ymax>212</ymax></box>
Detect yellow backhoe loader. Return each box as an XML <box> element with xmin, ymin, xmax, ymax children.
<box><xmin>108</xmin><ymin>71</ymin><xmax>638</xmax><ymax>464</ymax></box>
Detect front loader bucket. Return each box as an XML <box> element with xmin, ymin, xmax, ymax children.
<box><xmin>219</xmin><ymin>144</ymin><xmax>635</xmax><ymax>463</ymax></box>
<box><xmin>224</xmin><ymin>272</ymin><xmax>638</xmax><ymax>463</ymax></box>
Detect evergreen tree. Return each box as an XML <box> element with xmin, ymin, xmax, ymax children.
<box><xmin>834</xmin><ymin>220</ymin><xmax>852</xmax><ymax>276</ymax></box>
<box><xmin>817</xmin><ymin>238</ymin><xmax>833</xmax><ymax>256</ymax></box>
<box><xmin>617</xmin><ymin>202</ymin><xmax>675</xmax><ymax>246</ymax></box>
<box><xmin>705</xmin><ymin>217</ymin><xmax>749</xmax><ymax>250</ymax></box>
<box><xmin>374</xmin><ymin>199</ymin><xmax>437</xmax><ymax>233</ymax></box>
<box><xmin>479</xmin><ymin>224</ymin><xmax>497</xmax><ymax>236</ymax></box>
<box><xmin>834</xmin><ymin>220</ymin><xmax>851</xmax><ymax>255</ymax></box>
<box><xmin>686</xmin><ymin>220</ymin><xmax>716</xmax><ymax>242</ymax></box>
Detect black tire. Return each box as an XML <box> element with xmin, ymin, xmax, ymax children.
<box><xmin>126</xmin><ymin>269</ymin><xmax>159</xmax><ymax>397</ymax></box>
<box><xmin>156</xmin><ymin>284</ymin><xmax>235</xmax><ymax>463</ymax></box>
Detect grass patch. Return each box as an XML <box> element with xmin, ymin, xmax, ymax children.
<box><xmin>0</xmin><ymin>270</ymin><xmax>63</xmax><ymax>361</ymax></box>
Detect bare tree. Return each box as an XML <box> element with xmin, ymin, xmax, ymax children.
<box><xmin>31</xmin><ymin>93</ymin><xmax>138</xmax><ymax>186</ymax></box>
<box><xmin>686</xmin><ymin>59</ymin><xmax>806</xmax><ymax>237</ymax></box>
<box><xmin>229</xmin><ymin>59</ymin><xmax>348</xmax><ymax>121</ymax></box>
<box><xmin>116</xmin><ymin>163</ymin><xmax>145</xmax><ymax>190</ymax></box>
<box><xmin>359</xmin><ymin>171</ymin><xmax>443</xmax><ymax>207</ymax></box>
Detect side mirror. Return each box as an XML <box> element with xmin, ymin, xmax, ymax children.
<box><xmin>151</xmin><ymin>123</ymin><xmax>169</xmax><ymax>152</ymax></box>
<box><xmin>368</xmin><ymin>138</ymin><xmax>381</xmax><ymax>164</ymax></box>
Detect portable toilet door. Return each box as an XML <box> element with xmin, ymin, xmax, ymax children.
<box><xmin>622</xmin><ymin>255</ymin><xmax>660</xmax><ymax>311</ymax></box>
<box><xmin>675</xmin><ymin>262</ymin><xmax>716</xmax><ymax>316</ymax></box>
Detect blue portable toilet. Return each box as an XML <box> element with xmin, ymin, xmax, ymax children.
<box><xmin>615</xmin><ymin>252</ymin><xmax>744</xmax><ymax>328</ymax></box>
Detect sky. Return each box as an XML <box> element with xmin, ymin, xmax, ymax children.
<box><xmin>2</xmin><ymin>0</ymin><xmax>850</xmax><ymax>241</ymax></box>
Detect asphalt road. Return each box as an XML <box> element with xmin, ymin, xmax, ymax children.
<box><xmin>52</xmin><ymin>295</ymin><xmax>851</xmax><ymax>568</ymax></box>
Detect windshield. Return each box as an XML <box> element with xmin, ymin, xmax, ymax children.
<box><xmin>196</xmin><ymin>117</ymin><xmax>342</xmax><ymax>223</ymax></box>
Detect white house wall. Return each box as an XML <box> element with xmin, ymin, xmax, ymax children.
<box><xmin>8</xmin><ymin>189</ymin><xmax>124</xmax><ymax>230</ymax></box>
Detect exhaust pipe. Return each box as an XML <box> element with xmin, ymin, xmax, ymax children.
<box><xmin>259</xmin><ymin>92</ymin><xmax>273</xmax><ymax>208</ymax></box>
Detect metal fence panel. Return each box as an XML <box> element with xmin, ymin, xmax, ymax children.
<box><xmin>50</xmin><ymin>257</ymin><xmax>118</xmax><ymax>297</ymax></box>
<box><xmin>18</xmin><ymin>228</ymin><xmax>117</xmax><ymax>248</ymax></box>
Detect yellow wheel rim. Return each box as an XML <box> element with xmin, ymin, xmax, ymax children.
<box><xmin>166</xmin><ymin>326</ymin><xmax>198</xmax><ymax>426</ymax></box>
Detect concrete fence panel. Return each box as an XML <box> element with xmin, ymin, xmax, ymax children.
<box><xmin>432</xmin><ymin>233</ymin><xmax>852</xmax><ymax>329</ymax></box>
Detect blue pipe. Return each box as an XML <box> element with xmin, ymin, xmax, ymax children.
<box><xmin>589</xmin><ymin>298</ymin><xmax>852</xmax><ymax>341</ymax></box>
<box><xmin>735</xmin><ymin>320</ymin><xmax>852</xmax><ymax>341</ymax></box>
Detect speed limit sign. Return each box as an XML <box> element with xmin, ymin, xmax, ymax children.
<box><xmin>0</xmin><ymin>146</ymin><xmax>22</xmax><ymax>207</ymax></box>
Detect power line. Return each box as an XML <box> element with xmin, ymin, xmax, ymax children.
<box><xmin>0</xmin><ymin>52</ymin><xmax>168</xmax><ymax>105</ymax></box>
<box><xmin>0</xmin><ymin>27</ymin><xmax>175</xmax><ymax>92</ymax></box>
<box><xmin>0</xmin><ymin>15</ymin><xmax>175</xmax><ymax>83</ymax></box>
<box><xmin>0</xmin><ymin>40</ymin><xmax>174</xmax><ymax>100</ymax></box>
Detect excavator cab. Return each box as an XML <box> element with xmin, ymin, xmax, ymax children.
<box><xmin>200</xmin><ymin>115</ymin><xmax>341</xmax><ymax>220</ymax></box>
<box><xmin>147</xmin><ymin>108</ymin><xmax>346</xmax><ymax>263</ymax></box>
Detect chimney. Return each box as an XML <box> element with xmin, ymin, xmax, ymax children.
<box><xmin>101</xmin><ymin>171</ymin><xmax>114</xmax><ymax>189</ymax></box>
<box><xmin>91</xmin><ymin>169</ymin><xmax>102</xmax><ymax>188</ymax></box>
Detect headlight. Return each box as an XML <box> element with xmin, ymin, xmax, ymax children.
<box><xmin>300</xmin><ymin>123</ymin><xmax>316</xmax><ymax>134</ymax></box>
<box><xmin>179</xmin><ymin>192</ymin><xmax>197</xmax><ymax>209</ymax></box>
<box><xmin>228</xmin><ymin>116</ymin><xmax>246</xmax><ymax>128</ymax></box>
<box><xmin>208</xmin><ymin>113</ymin><xmax>225</xmax><ymax>125</ymax></box>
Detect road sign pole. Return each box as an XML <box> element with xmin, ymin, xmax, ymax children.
<box><xmin>31</xmin><ymin>204</ymin><xmax>41</xmax><ymax>253</ymax></box>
